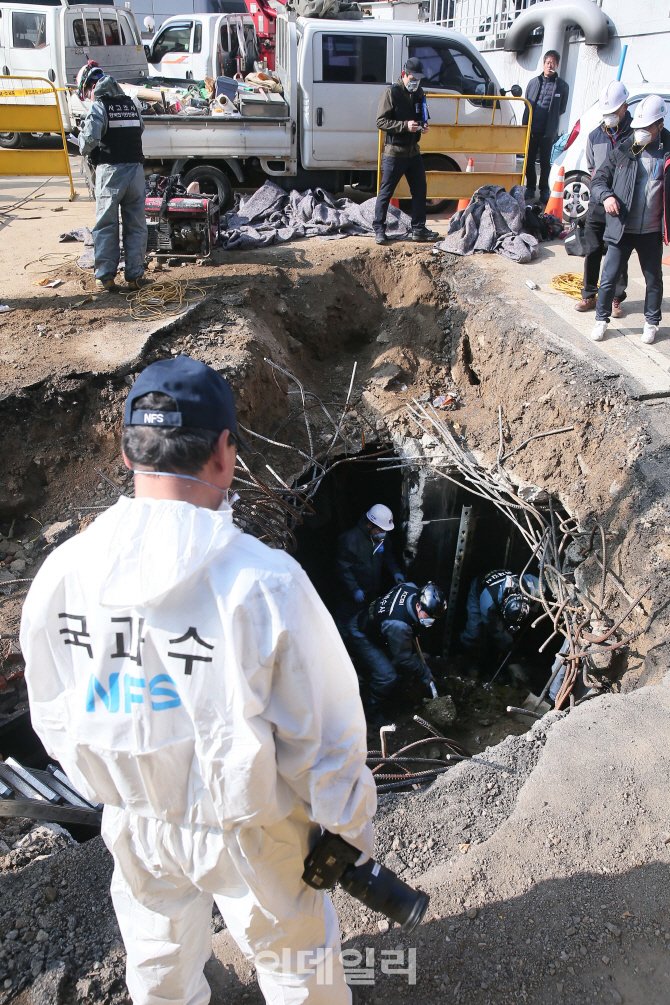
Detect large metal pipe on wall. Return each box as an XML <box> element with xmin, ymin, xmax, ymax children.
<box><xmin>504</xmin><ymin>0</ymin><xmax>609</xmax><ymax>60</ymax></box>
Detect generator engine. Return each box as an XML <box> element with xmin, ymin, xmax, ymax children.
<box><xmin>145</xmin><ymin>175</ymin><xmax>220</xmax><ymax>259</ymax></box>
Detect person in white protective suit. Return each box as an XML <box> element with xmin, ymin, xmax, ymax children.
<box><xmin>20</xmin><ymin>355</ymin><xmax>377</xmax><ymax>1005</ymax></box>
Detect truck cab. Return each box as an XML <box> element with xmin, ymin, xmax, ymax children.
<box><xmin>145</xmin><ymin>12</ymin><xmax>257</xmax><ymax>81</ymax></box>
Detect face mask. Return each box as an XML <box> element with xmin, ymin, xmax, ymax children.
<box><xmin>132</xmin><ymin>469</ymin><xmax>231</xmax><ymax>503</ymax></box>
<box><xmin>418</xmin><ymin>614</ymin><xmax>435</xmax><ymax>628</ymax></box>
<box><xmin>602</xmin><ymin>113</ymin><xmax>620</xmax><ymax>128</ymax></box>
<box><xmin>406</xmin><ymin>80</ymin><xmax>419</xmax><ymax>92</ymax></box>
<box><xmin>371</xmin><ymin>530</ymin><xmax>386</xmax><ymax>543</ymax></box>
<box><xmin>634</xmin><ymin>128</ymin><xmax>652</xmax><ymax>146</ymax></box>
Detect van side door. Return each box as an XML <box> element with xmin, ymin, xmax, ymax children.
<box><xmin>403</xmin><ymin>34</ymin><xmax>504</xmax><ymax>173</ymax></box>
<box><xmin>147</xmin><ymin>20</ymin><xmax>195</xmax><ymax>79</ymax></box>
<box><xmin>304</xmin><ymin>29</ymin><xmax>392</xmax><ymax>168</ymax></box>
<box><xmin>8</xmin><ymin>7</ymin><xmax>53</xmax><ymax>80</ymax></box>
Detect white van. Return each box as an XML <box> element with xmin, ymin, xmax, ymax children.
<box><xmin>0</xmin><ymin>0</ymin><xmax>147</xmax><ymax>145</ymax></box>
<box><xmin>144</xmin><ymin>13</ymin><xmax>257</xmax><ymax>81</ymax></box>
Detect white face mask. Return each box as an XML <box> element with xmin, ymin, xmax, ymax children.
<box><xmin>418</xmin><ymin>615</ymin><xmax>435</xmax><ymax>628</ymax></box>
<box><xmin>406</xmin><ymin>79</ymin><xmax>420</xmax><ymax>92</ymax></box>
<box><xmin>602</xmin><ymin>113</ymin><xmax>620</xmax><ymax>128</ymax></box>
<box><xmin>634</xmin><ymin>128</ymin><xmax>653</xmax><ymax>146</ymax></box>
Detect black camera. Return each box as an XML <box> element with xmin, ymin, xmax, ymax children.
<box><xmin>302</xmin><ymin>831</ymin><xmax>429</xmax><ymax>934</ymax></box>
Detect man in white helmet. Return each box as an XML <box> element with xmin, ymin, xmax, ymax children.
<box><xmin>336</xmin><ymin>504</ymin><xmax>404</xmax><ymax>626</ymax></box>
<box><xmin>590</xmin><ymin>93</ymin><xmax>670</xmax><ymax>344</ymax></box>
<box><xmin>21</xmin><ymin>356</ymin><xmax>375</xmax><ymax>1005</ymax></box>
<box><xmin>574</xmin><ymin>81</ymin><xmax>632</xmax><ymax>314</ymax></box>
<box><xmin>74</xmin><ymin>60</ymin><xmax>149</xmax><ymax>293</ymax></box>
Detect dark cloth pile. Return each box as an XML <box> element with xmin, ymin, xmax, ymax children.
<box><xmin>288</xmin><ymin>0</ymin><xmax>362</xmax><ymax>17</ymax></box>
<box><xmin>435</xmin><ymin>184</ymin><xmax>539</xmax><ymax>264</ymax></box>
<box><xmin>219</xmin><ymin>180</ymin><xmax>412</xmax><ymax>250</ymax></box>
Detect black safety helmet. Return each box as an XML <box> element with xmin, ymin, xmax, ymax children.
<box><xmin>501</xmin><ymin>592</ymin><xmax>530</xmax><ymax>632</ymax></box>
<box><xmin>417</xmin><ymin>582</ymin><xmax>447</xmax><ymax>619</ymax></box>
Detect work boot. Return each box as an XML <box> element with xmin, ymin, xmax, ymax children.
<box><xmin>524</xmin><ymin>187</ymin><xmax>535</xmax><ymax>202</ymax></box>
<box><xmin>641</xmin><ymin>322</ymin><xmax>659</xmax><ymax>345</ymax></box>
<box><xmin>590</xmin><ymin>320</ymin><xmax>608</xmax><ymax>342</ymax></box>
<box><xmin>374</xmin><ymin>230</ymin><xmax>388</xmax><ymax>246</ymax></box>
<box><xmin>612</xmin><ymin>298</ymin><xmax>624</xmax><ymax>318</ymax></box>
<box><xmin>412</xmin><ymin>226</ymin><xmax>439</xmax><ymax>243</ymax></box>
<box><xmin>574</xmin><ymin>296</ymin><xmax>596</xmax><ymax>312</ymax></box>
<box><xmin>126</xmin><ymin>275</ymin><xmax>153</xmax><ymax>291</ymax></box>
<box><xmin>95</xmin><ymin>277</ymin><xmax>117</xmax><ymax>293</ymax></box>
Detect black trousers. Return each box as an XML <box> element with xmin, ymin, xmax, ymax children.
<box><xmin>525</xmin><ymin>133</ymin><xmax>554</xmax><ymax>195</ymax></box>
<box><xmin>595</xmin><ymin>232</ymin><xmax>664</xmax><ymax>324</ymax></box>
<box><xmin>374</xmin><ymin>152</ymin><xmax>427</xmax><ymax>233</ymax></box>
<box><xmin>582</xmin><ymin>207</ymin><xmax>628</xmax><ymax>301</ymax></box>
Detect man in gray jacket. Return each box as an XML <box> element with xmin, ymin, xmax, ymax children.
<box><xmin>76</xmin><ymin>61</ymin><xmax>149</xmax><ymax>292</ymax></box>
<box><xmin>590</xmin><ymin>94</ymin><xmax>670</xmax><ymax>345</ymax></box>
<box><xmin>523</xmin><ymin>50</ymin><xmax>569</xmax><ymax>203</ymax></box>
<box><xmin>574</xmin><ymin>81</ymin><xmax>632</xmax><ymax>314</ymax></box>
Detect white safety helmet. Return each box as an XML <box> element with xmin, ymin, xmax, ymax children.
<box><xmin>598</xmin><ymin>81</ymin><xmax>629</xmax><ymax>114</ymax></box>
<box><xmin>631</xmin><ymin>94</ymin><xmax>667</xmax><ymax>130</ymax></box>
<box><xmin>366</xmin><ymin>503</ymin><xmax>394</xmax><ymax>532</ymax></box>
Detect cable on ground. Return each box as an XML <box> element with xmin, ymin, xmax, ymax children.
<box><xmin>123</xmin><ymin>278</ymin><xmax>214</xmax><ymax>321</ymax></box>
<box><xmin>549</xmin><ymin>272</ymin><xmax>584</xmax><ymax>299</ymax></box>
<box><xmin>23</xmin><ymin>253</ymin><xmax>80</xmax><ymax>274</ymax></box>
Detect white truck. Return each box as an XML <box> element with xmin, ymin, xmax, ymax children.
<box><xmin>0</xmin><ymin>2</ymin><xmax>519</xmax><ymax>212</ymax></box>
<box><xmin>144</xmin><ymin>12</ymin><xmax>258</xmax><ymax>82</ymax></box>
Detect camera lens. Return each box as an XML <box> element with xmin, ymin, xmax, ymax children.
<box><xmin>339</xmin><ymin>859</ymin><xmax>429</xmax><ymax>934</ymax></box>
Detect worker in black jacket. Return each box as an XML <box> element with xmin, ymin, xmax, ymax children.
<box><xmin>522</xmin><ymin>50</ymin><xmax>569</xmax><ymax>204</ymax></box>
<box><xmin>335</xmin><ymin>504</ymin><xmax>403</xmax><ymax>632</ymax></box>
<box><xmin>575</xmin><ymin>81</ymin><xmax>633</xmax><ymax>314</ymax></box>
<box><xmin>373</xmin><ymin>58</ymin><xmax>439</xmax><ymax>246</ymax></box>
<box><xmin>590</xmin><ymin>94</ymin><xmax>670</xmax><ymax>346</ymax></box>
<box><xmin>349</xmin><ymin>582</ymin><xmax>447</xmax><ymax>721</ymax></box>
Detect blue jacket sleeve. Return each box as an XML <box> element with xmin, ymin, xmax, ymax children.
<box><xmin>79</xmin><ymin>100</ymin><xmax>107</xmax><ymax>156</ymax></box>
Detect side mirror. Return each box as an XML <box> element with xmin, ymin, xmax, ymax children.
<box><xmin>510</xmin><ymin>84</ymin><xmax>522</xmax><ymax>98</ymax></box>
<box><xmin>144</xmin><ymin>44</ymin><xmax>151</xmax><ymax>58</ymax></box>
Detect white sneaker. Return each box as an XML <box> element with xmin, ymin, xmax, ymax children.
<box><xmin>590</xmin><ymin>320</ymin><xmax>608</xmax><ymax>342</ymax></box>
<box><xmin>641</xmin><ymin>322</ymin><xmax>659</xmax><ymax>344</ymax></box>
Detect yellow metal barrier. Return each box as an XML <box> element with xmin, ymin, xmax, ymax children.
<box><xmin>0</xmin><ymin>76</ymin><xmax>75</xmax><ymax>201</ymax></box>
<box><xmin>377</xmin><ymin>93</ymin><xmax>532</xmax><ymax>202</ymax></box>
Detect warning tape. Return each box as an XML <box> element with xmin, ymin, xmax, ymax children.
<box><xmin>0</xmin><ymin>87</ymin><xmax>54</xmax><ymax>97</ymax></box>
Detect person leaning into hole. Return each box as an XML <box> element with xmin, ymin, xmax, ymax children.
<box><xmin>373</xmin><ymin>58</ymin><xmax>439</xmax><ymax>246</ymax></box>
<box><xmin>574</xmin><ymin>82</ymin><xmax>633</xmax><ymax>317</ymax></box>
<box><xmin>590</xmin><ymin>94</ymin><xmax>670</xmax><ymax>346</ymax></box>
<box><xmin>73</xmin><ymin>60</ymin><xmax>151</xmax><ymax>294</ymax></box>
<box><xmin>348</xmin><ymin>581</ymin><xmax>447</xmax><ymax>726</ymax></box>
<box><xmin>460</xmin><ymin>570</ymin><xmax>540</xmax><ymax>667</ymax></box>
<box><xmin>21</xmin><ymin>355</ymin><xmax>375</xmax><ymax>1005</ymax></box>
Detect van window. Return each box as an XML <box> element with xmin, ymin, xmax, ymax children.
<box><xmin>151</xmin><ymin>23</ymin><xmax>193</xmax><ymax>63</ymax></box>
<box><xmin>193</xmin><ymin>22</ymin><xmax>202</xmax><ymax>53</ymax></box>
<box><xmin>408</xmin><ymin>37</ymin><xmax>489</xmax><ymax>97</ymax></box>
<box><xmin>321</xmin><ymin>34</ymin><xmax>387</xmax><ymax>84</ymax></box>
<box><xmin>73</xmin><ymin>18</ymin><xmax>86</xmax><ymax>45</ymax></box>
<box><xmin>86</xmin><ymin>16</ymin><xmax>104</xmax><ymax>47</ymax></box>
<box><xmin>103</xmin><ymin>18</ymin><xmax>121</xmax><ymax>45</ymax></box>
<box><xmin>12</xmin><ymin>12</ymin><xmax>47</xmax><ymax>49</ymax></box>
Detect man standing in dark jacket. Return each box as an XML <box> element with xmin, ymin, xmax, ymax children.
<box><xmin>373</xmin><ymin>58</ymin><xmax>438</xmax><ymax>245</ymax></box>
<box><xmin>336</xmin><ymin>504</ymin><xmax>403</xmax><ymax>631</ymax></box>
<box><xmin>523</xmin><ymin>50</ymin><xmax>569</xmax><ymax>204</ymax></box>
<box><xmin>590</xmin><ymin>94</ymin><xmax>670</xmax><ymax>345</ymax></box>
<box><xmin>575</xmin><ymin>81</ymin><xmax>632</xmax><ymax>314</ymax></box>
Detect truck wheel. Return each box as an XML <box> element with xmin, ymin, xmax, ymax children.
<box><xmin>398</xmin><ymin>155</ymin><xmax>459</xmax><ymax>217</ymax></box>
<box><xmin>563</xmin><ymin>172</ymin><xmax>590</xmax><ymax>224</ymax></box>
<box><xmin>0</xmin><ymin>133</ymin><xmax>22</xmax><ymax>149</ymax></box>
<box><xmin>183</xmin><ymin>165</ymin><xmax>232</xmax><ymax>211</ymax></box>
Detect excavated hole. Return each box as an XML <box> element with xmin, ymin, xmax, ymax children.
<box><xmin>0</xmin><ymin>247</ymin><xmax>656</xmax><ymax>768</ymax></box>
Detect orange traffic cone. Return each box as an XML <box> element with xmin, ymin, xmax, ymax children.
<box><xmin>391</xmin><ymin>199</ymin><xmax>400</xmax><ymax>209</ymax></box>
<box><xmin>456</xmin><ymin>157</ymin><xmax>474</xmax><ymax>212</ymax></box>
<box><xmin>544</xmin><ymin>166</ymin><xmax>565</xmax><ymax>222</ymax></box>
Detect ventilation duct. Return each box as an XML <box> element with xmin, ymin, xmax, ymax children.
<box><xmin>504</xmin><ymin>0</ymin><xmax>610</xmax><ymax>57</ymax></box>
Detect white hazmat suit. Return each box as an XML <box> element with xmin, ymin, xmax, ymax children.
<box><xmin>21</xmin><ymin>496</ymin><xmax>377</xmax><ymax>1004</ymax></box>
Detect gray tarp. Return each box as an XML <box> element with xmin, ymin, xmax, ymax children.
<box><xmin>434</xmin><ymin>184</ymin><xmax>539</xmax><ymax>264</ymax></box>
<box><xmin>219</xmin><ymin>180</ymin><xmax>412</xmax><ymax>250</ymax></box>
